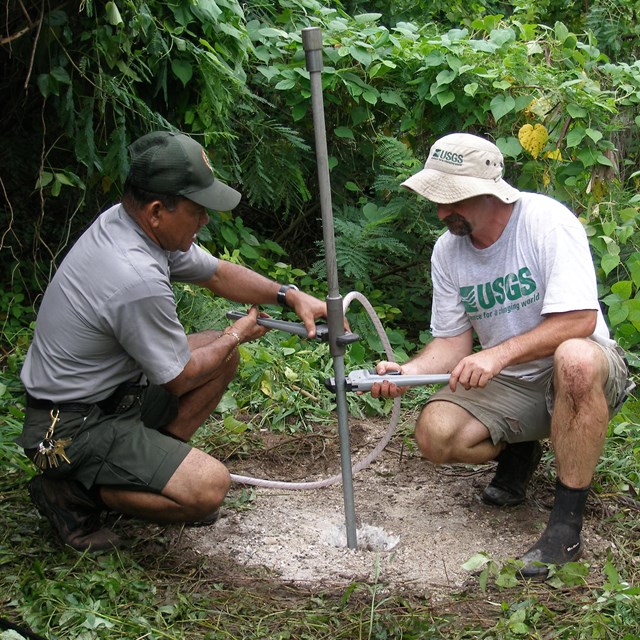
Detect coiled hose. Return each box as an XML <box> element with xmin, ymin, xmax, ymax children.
<box><xmin>228</xmin><ymin>291</ymin><xmax>401</xmax><ymax>490</ymax></box>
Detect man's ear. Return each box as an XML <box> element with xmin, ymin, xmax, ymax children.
<box><xmin>147</xmin><ymin>200</ymin><xmax>164</xmax><ymax>228</ymax></box>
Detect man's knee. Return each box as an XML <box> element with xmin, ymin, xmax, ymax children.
<box><xmin>554</xmin><ymin>339</ymin><xmax>605</xmax><ymax>398</ymax></box>
<box><xmin>189</xmin><ymin>462</ymin><xmax>231</xmax><ymax>515</ymax></box>
<box><xmin>166</xmin><ymin>452</ymin><xmax>231</xmax><ymax>519</ymax></box>
<box><xmin>415</xmin><ymin>404</ymin><xmax>454</xmax><ymax>464</ymax></box>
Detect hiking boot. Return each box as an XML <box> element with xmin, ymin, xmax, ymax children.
<box><xmin>518</xmin><ymin>523</ymin><xmax>583</xmax><ymax>579</ymax></box>
<box><xmin>29</xmin><ymin>475</ymin><xmax>121</xmax><ymax>552</ymax></box>
<box><xmin>482</xmin><ymin>441</ymin><xmax>543</xmax><ymax>507</ymax></box>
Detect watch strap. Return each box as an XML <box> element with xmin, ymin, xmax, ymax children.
<box><xmin>277</xmin><ymin>284</ymin><xmax>299</xmax><ymax>307</ymax></box>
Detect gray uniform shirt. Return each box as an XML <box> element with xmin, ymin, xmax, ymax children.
<box><xmin>430</xmin><ymin>192</ymin><xmax>614</xmax><ymax>380</ymax></box>
<box><xmin>20</xmin><ymin>204</ymin><xmax>219</xmax><ymax>403</ymax></box>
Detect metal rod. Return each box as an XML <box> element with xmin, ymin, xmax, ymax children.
<box><xmin>302</xmin><ymin>26</ymin><xmax>358</xmax><ymax>549</ymax></box>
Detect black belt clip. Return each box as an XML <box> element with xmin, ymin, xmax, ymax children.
<box><xmin>98</xmin><ymin>382</ymin><xmax>147</xmax><ymax>415</ymax></box>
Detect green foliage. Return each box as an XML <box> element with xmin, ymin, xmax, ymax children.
<box><xmin>4</xmin><ymin>0</ymin><xmax>640</xmax><ymax>354</ymax></box>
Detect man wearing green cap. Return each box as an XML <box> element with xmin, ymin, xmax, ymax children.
<box><xmin>19</xmin><ymin>131</ymin><xmax>327</xmax><ymax>552</ymax></box>
<box><xmin>369</xmin><ymin>132</ymin><xmax>633</xmax><ymax>579</ymax></box>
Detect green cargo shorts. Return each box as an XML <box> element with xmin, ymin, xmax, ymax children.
<box><xmin>20</xmin><ymin>385</ymin><xmax>191</xmax><ymax>493</ymax></box>
<box><xmin>425</xmin><ymin>341</ymin><xmax>633</xmax><ymax>445</ymax></box>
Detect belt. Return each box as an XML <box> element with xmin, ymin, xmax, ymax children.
<box><xmin>25</xmin><ymin>395</ymin><xmax>93</xmax><ymax>413</ymax></box>
<box><xmin>25</xmin><ymin>380</ymin><xmax>148</xmax><ymax>416</ymax></box>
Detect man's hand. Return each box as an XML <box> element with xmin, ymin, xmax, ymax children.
<box><xmin>449</xmin><ymin>350</ymin><xmax>503</xmax><ymax>391</ymax></box>
<box><xmin>369</xmin><ymin>361</ymin><xmax>407</xmax><ymax>399</ymax></box>
<box><xmin>285</xmin><ymin>289</ymin><xmax>330</xmax><ymax>339</ymax></box>
<box><xmin>229</xmin><ymin>305</ymin><xmax>271</xmax><ymax>344</ymax></box>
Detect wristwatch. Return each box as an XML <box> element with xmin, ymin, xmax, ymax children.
<box><xmin>277</xmin><ymin>284</ymin><xmax>299</xmax><ymax>308</ymax></box>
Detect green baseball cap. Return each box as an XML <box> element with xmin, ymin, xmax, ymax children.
<box><xmin>127</xmin><ymin>131</ymin><xmax>241</xmax><ymax>211</ymax></box>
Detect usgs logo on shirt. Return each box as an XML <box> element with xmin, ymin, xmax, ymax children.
<box><xmin>460</xmin><ymin>267</ymin><xmax>537</xmax><ymax>312</ymax></box>
<box><xmin>431</xmin><ymin>148</ymin><xmax>464</xmax><ymax>165</ymax></box>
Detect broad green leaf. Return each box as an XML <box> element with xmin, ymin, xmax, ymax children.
<box><xmin>105</xmin><ymin>1</ymin><xmax>123</xmax><ymax>26</ymax></box>
<box><xmin>420</xmin><ymin>52</ymin><xmax>444</xmax><ymax>68</ymax></box>
<box><xmin>362</xmin><ymin>88</ymin><xmax>379</xmax><ymax>104</ymax></box>
<box><xmin>171</xmin><ymin>59</ymin><xmax>193</xmax><ymax>87</ymax></box>
<box><xmin>258</xmin><ymin>27</ymin><xmax>288</xmax><ymax>38</ymax></box>
<box><xmin>54</xmin><ymin>172</ymin><xmax>75</xmax><ymax>186</ymax></box>
<box><xmin>220</xmin><ymin>225</ymin><xmax>238</xmax><ymax>246</ymax></box>
<box><xmin>577</xmin><ymin>147</ymin><xmax>598</xmax><ymax>167</ymax></box>
<box><xmin>349</xmin><ymin>45</ymin><xmax>373</xmax><ymax>67</ymax></box>
<box><xmin>292</xmin><ymin>103</ymin><xmax>307</xmax><ymax>122</ymax></box>
<box><xmin>362</xmin><ymin>202</ymin><xmax>379</xmax><ymax>221</ymax></box>
<box><xmin>607</xmin><ymin>302</ymin><xmax>628</xmax><ymax>326</ymax></box>
<box><xmin>435</xmin><ymin>69</ymin><xmax>456</xmax><ymax>86</ymax></box>
<box><xmin>497</xmin><ymin>136</ymin><xmax>523</xmax><ymax>159</ymax></box>
<box><xmin>566</xmin><ymin>127</ymin><xmax>586</xmax><ymax>147</ymax></box>
<box><xmin>380</xmin><ymin>91</ymin><xmax>405</xmax><ymax>107</ymax></box>
<box><xmin>490</xmin><ymin>94</ymin><xmax>516</xmax><ymax>122</ymax></box>
<box><xmin>489</xmin><ymin>28</ymin><xmax>516</xmax><ymax>47</ymax></box>
<box><xmin>37</xmin><ymin>73</ymin><xmax>53</xmax><ymax>97</ymax></box>
<box><xmin>274</xmin><ymin>78</ymin><xmax>296</xmax><ymax>90</ymax></box>
<box><xmin>601</xmin><ymin>254</ymin><xmax>620</xmax><ymax>275</ymax></box>
<box><xmin>436</xmin><ymin>90</ymin><xmax>455</xmax><ymax>107</ymax></box>
<box><xmin>586</xmin><ymin>128</ymin><xmax>603</xmax><ymax>143</ymax></box>
<box><xmin>554</xmin><ymin>21</ymin><xmax>570</xmax><ymax>43</ymax></box>
<box><xmin>464</xmin><ymin>82</ymin><xmax>478</xmax><ymax>96</ymax></box>
<box><xmin>567</xmin><ymin>103</ymin><xmax>588</xmax><ymax>118</ymax></box>
<box><xmin>461</xmin><ymin>553</ymin><xmax>490</xmax><ymax>572</ymax></box>
<box><xmin>350</xmin><ymin>106</ymin><xmax>369</xmax><ymax>125</ymax></box>
<box><xmin>50</xmin><ymin>66</ymin><xmax>71</xmax><ymax>84</ymax></box>
<box><xmin>596</xmin><ymin>153</ymin><xmax>613</xmax><ymax>167</ymax></box>
<box><xmin>354</xmin><ymin>13</ymin><xmax>382</xmax><ymax>23</ymax></box>
<box><xmin>493</xmin><ymin>80</ymin><xmax>512</xmax><ymax>91</ymax></box>
<box><xmin>334</xmin><ymin>126</ymin><xmax>354</xmax><ymax>139</ymax></box>
<box><xmin>611</xmin><ymin>280</ymin><xmax>633</xmax><ymax>300</ymax></box>
<box><xmin>37</xmin><ymin>171</ymin><xmax>54</xmax><ymax>188</ymax></box>
<box><xmin>194</xmin><ymin>0</ymin><xmax>222</xmax><ymax>22</ymax></box>
<box><xmin>223</xmin><ymin>415</ymin><xmax>248</xmax><ymax>433</ymax></box>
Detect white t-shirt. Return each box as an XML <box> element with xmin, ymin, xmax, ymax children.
<box><xmin>430</xmin><ymin>192</ymin><xmax>614</xmax><ymax>380</ymax></box>
<box><xmin>21</xmin><ymin>204</ymin><xmax>219</xmax><ymax>403</ymax></box>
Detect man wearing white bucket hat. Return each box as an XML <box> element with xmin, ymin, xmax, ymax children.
<box><xmin>371</xmin><ymin>133</ymin><xmax>633</xmax><ymax>578</ymax></box>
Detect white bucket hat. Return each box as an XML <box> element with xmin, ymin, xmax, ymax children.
<box><xmin>401</xmin><ymin>133</ymin><xmax>521</xmax><ymax>204</ymax></box>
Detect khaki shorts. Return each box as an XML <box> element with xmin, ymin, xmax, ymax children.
<box><xmin>425</xmin><ymin>342</ymin><xmax>633</xmax><ymax>445</ymax></box>
<box><xmin>21</xmin><ymin>385</ymin><xmax>190</xmax><ymax>493</ymax></box>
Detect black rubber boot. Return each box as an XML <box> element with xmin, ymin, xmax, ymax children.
<box><xmin>482</xmin><ymin>441</ymin><xmax>543</xmax><ymax>506</ymax></box>
<box><xmin>29</xmin><ymin>475</ymin><xmax>121</xmax><ymax>552</ymax></box>
<box><xmin>519</xmin><ymin>479</ymin><xmax>590</xmax><ymax>579</ymax></box>
<box><xmin>185</xmin><ymin>507</ymin><xmax>221</xmax><ymax>527</ymax></box>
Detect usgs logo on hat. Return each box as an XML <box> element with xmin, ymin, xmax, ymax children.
<box><xmin>431</xmin><ymin>148</ymin><xmax>464</xmax><ymax>166</ymax></box>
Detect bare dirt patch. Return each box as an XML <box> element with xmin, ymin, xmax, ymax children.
<box><xmin>181</xmin><ymin>417</ymin><xmax>612</xmax><ymax>596</ymax></box>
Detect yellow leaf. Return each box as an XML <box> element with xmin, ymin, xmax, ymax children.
<box><xmin>543</xmin><ymin>168</ymin><xmax>551</xmax><ymax>187</ymax></box>
<box><xmin>545</xmin><ymin>149</ymin><xmax>563</xmax><ymax>161</ymax></box>
<box><xmin>260</xmin><ymin>376</ymin><xmax>273</xmax><ymax>398</ymax></box>
<box><xmin>518</xmin><ymin>123</ymin><xmax>549</xmax><ymax>159</ymax></box>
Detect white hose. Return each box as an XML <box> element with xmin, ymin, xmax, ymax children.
<box><xmin>229</xmin><ymin>291</ymin><xmax>402</xmax><ymax>490</ymax></box>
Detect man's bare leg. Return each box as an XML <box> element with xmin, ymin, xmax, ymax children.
<box><xmin>100</xmin><ymin>449</ymin><xmax>230</xmax><ymax>523</ymax></box>
<box><xmin>519</xmin><ymin>338</ymin><xmax>611</xmax><ymax>578</ymax></box>
<box><xmin>415</xmin><ymin>400</ymin><xmax>502</xmax><ymax>464</ymax></box>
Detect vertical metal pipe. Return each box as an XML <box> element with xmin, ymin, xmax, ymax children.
<box><xmin>302</xmin><ymin>26</ymin><xmax>357</xmax><ymax>549</ymax></box>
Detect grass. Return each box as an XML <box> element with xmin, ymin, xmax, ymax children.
<box><xmin>1</xmin><ymin>396</ymin><xmax>639</xmax><ymax>639</ymax></box>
